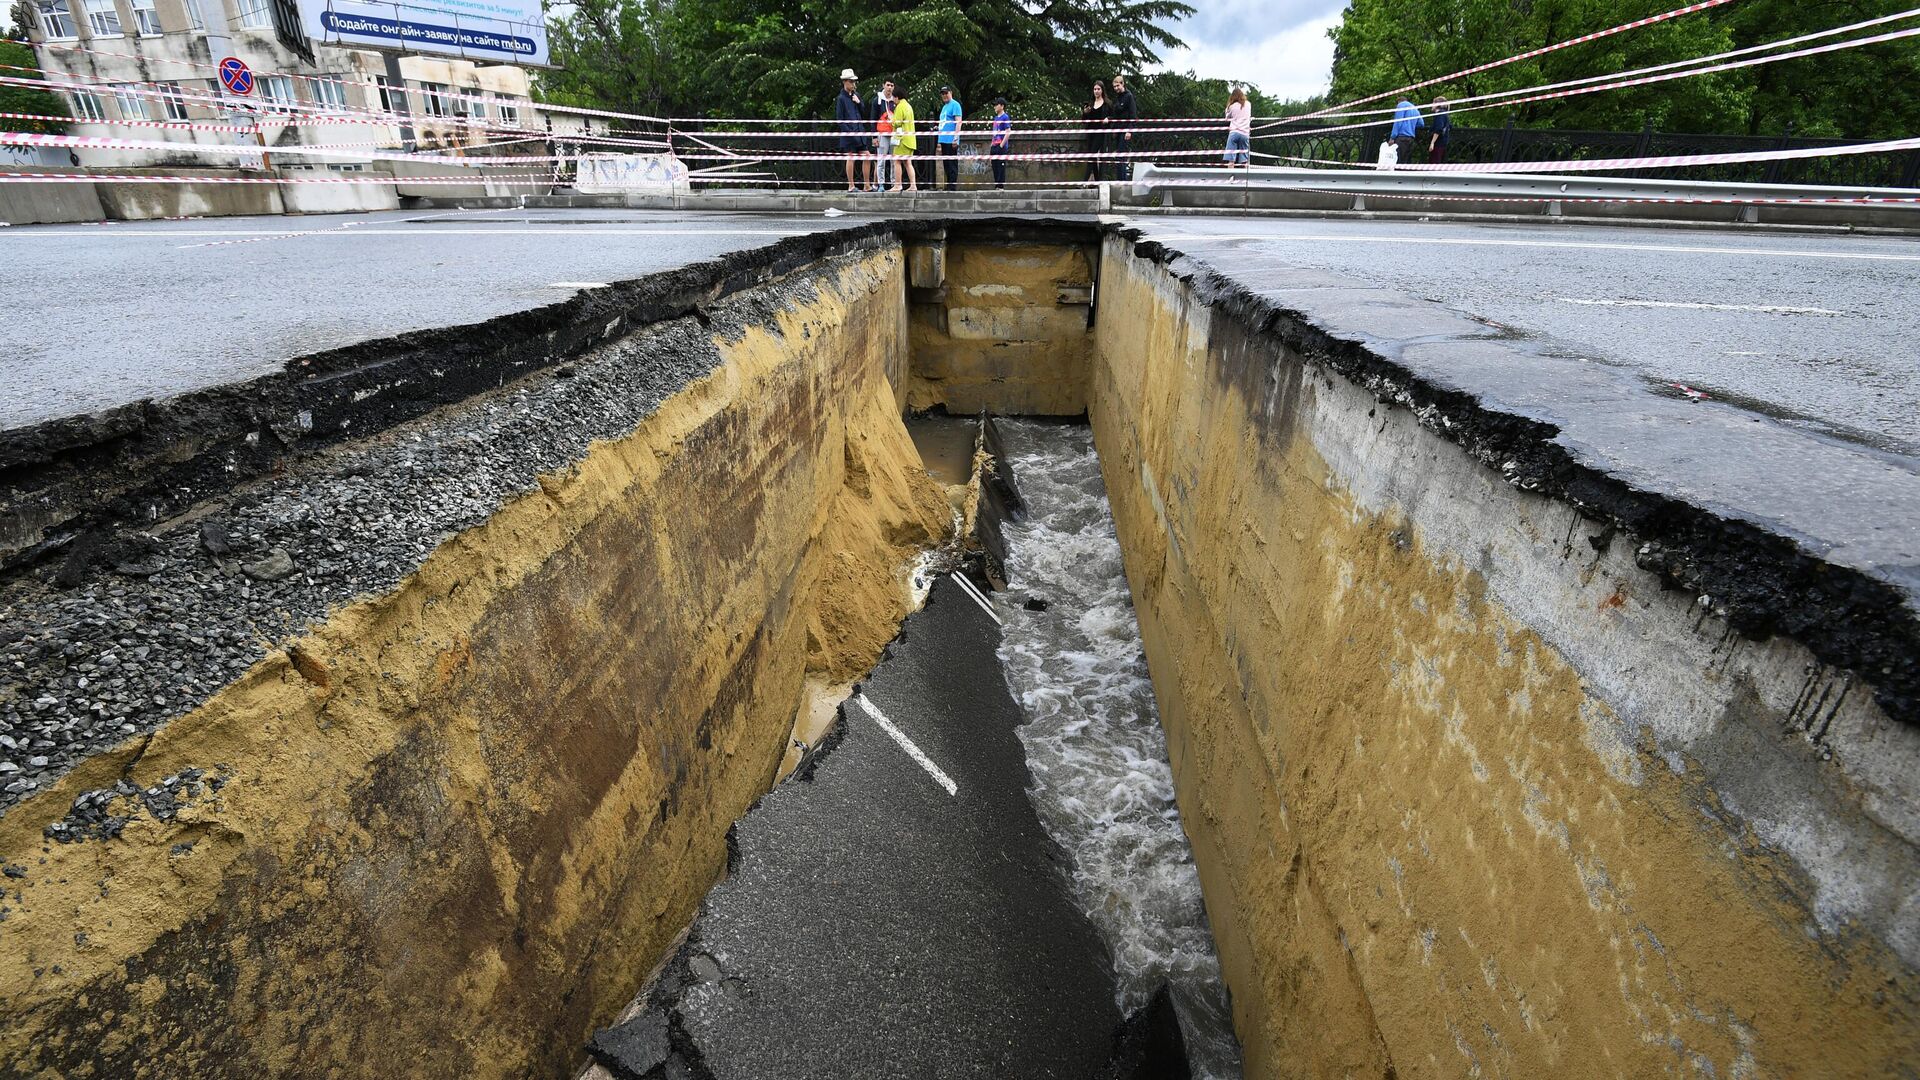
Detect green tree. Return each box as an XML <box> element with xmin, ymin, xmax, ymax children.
<box><xmin>1128</xmin><ymin>71</ymin><xmax>1294</xmax><ymax>122</ymax></box>
<box><xmin>1329</xmin><ymin>0</ymin><xmax>1744</xmax><ymax>133</ymax></box>
<box><xmin>1325</xmin><ymin>0</ymin><xmax>1920</xmax><ymax>139</ymax></box>
<box><xmin>540</xmin><ymin>0</ymin><xmax>690</xmax><ymax>119</ymax></box>
<box><xmin>541</xmin><ymin>0</ymin><xmax>1196</xmax><ymax>123</ymax></box>
<box><xmin>1719</xmin><ymin>0</ymin><xmax>1920</xmax><ymax>138</ymax></box>
<box><xmin>0</xmin><ymin>34</ymin><xmax>71</xmax><ymax>135</ymax></box>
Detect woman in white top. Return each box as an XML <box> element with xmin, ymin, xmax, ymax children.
<box><xmin>1223</xmin><ymin>86</ymin><xmax>1252</xmax><ymax>168</ymax></box>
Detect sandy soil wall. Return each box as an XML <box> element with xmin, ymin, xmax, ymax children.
<box><xmin>1089</xmin><ymin>237</ymin><xmax>1920</xmax><ymax>1078</ymax></box>
<box><xmin>0</xmin><ymin>248</ymin><xmax>948</xmax><ymax>1078</ymax></box>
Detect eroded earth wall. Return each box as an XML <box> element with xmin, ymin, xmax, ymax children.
<box><xmin>0</xmin><ymin>246</ymin><xmax>948</xmax><ymax>1079</ymax></box>
<box><xmin>1089</xmin><ymin>236</ymin><xmax>1920</xmax><ymax>1078</ymax></box>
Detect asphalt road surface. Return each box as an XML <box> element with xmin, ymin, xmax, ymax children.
<box><xmin>0</xmin><ymin>208</ymin><xmax>839</xmax><ymax>429</ymax></box>
<box><xmin>590</xmin><ymin>574</ymin><xmax>1122</xmax><ymax>1080</ymax></box>
<box><xmin>1130</xmin><ymin>217</ymin><xmax>1920</xmax><ymax>452</ymax></box>
<box><xmin>3</xmin><ymin>209</ymin><xmax>1918</xmax><ymax>455</ymax></box>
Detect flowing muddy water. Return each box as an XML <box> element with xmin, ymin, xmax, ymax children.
<box><xmin>993</xmin><ymin>419</ymin><xmax>1244</xmax><ymax>1079</ymax></box>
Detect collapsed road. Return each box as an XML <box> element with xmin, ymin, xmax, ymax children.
<box><xmin>586</xmin><ymin>575</ymin><xmax>1127</xmax><ymax>1080</ymax></box>
<box><xmin>1</xmin><ymin>214</ymin><xmax>1917</xmax><ymax>1079</ymax></box>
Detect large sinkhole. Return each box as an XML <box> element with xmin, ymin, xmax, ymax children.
<box><xmin>577</xmin><ymin>231</ymin><xmax>1242</xmax><ymax>1080</ymax></box>
<box><xmin>5</xmin><ymin>222</ymin><xmax>1917</xmax><ymax>1080</ymax></box>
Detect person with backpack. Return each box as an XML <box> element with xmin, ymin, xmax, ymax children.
<box><xmin>873</xmin><ymin>79</ymin><xmax>898</xmax><ymax>191</ymax></box>
<box><xmin>889</xmin><ymin>89</ymin><xmax>919</xmax><ymax>192</ymax></box>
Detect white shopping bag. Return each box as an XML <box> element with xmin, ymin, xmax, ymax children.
<box><xmin>1377</xmin><ymin>140</ymin><xmax>1399</xmax><ymax>171</ymax></box>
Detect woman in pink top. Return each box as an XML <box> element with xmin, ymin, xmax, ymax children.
<box><xmin>1223</xmin><ymin>86</ymin><xmax>1251</xmax><ymax>168</ymax></box>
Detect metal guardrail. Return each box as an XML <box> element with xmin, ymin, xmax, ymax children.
<box><xmin>1129</xmin><ymin>164</ymin><xmax>1920</xmax><ymax>212</ymax></box>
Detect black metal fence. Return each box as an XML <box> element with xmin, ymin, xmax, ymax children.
<box><xmin>664</xmin><ymin>118</ymin><xmax>1920</xmax><ymax>191</ymax></box>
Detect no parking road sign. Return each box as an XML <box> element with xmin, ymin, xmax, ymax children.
<box><xmin>217</xmin><ymin>56</ymin><xmax>254</xmax><ymax>96</ymax></box>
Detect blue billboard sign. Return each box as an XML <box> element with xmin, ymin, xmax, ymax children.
<box><xmin>300</xmin><ymin>0</ymin><xmax>549</xmax><ymax>66</ymax></box>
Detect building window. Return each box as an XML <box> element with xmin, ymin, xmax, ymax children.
<box><xmin>467</xmin><ymin>94</ymin><xmax>486</xmax><ymax>119</ymax></box>
<box><xmin>110</xmin><ymin>82</ymin><xmax>147</xmax><ymax>120</ymax></box>
<box><xmin>84</xmin><ymin>0</ymin><xmax>123</xmax><ymax>36</ymax></box>
<box><xmin>375</xmin><ymin>75</ymin><xmax>401</xmax><ymax>115</ymax></box>
<box><xmin>128</xmin><ymin>0</ymin><xmax>160</xmax><ymax>34</ymax></box>
<box><xmin>158</xmin><ymin>81</ymin><xmax>191</xmax><ymax>120</ymax></box>
<box><xmin>419</xmin><ymin>81</ymin><xmax>449</xmax><ymax>118</ymax></box>
<box><xmin>497</xmin><ymin>100</ymin><xmax>520</xmax><ymax>126</ymax></box>
<box><xmin>258</xmin><ymin>74</ymin><xmax>296</xmax><ymax>112</ymax></box>
<box><xmin>185</xmin><ymin>0</ymin><xmax>202</xmax><ymax>29</ymax></box>
<box><xmin>36</xmin><ymin>0</ymin><xmax>78</xmax><ymax>38</ymax></box>
<box><xmin>310</xmin><ymin>75</ymin><xmax>347</xmax><ymax>110</ymax></box>
<box><xmin>234</xmin><ymin>0</ymin><xmax>272</xmax><ymax>29</ymax></box>
<box><xmin>68</xmin><ymin>89</ymin><xmax>106</xmax><ymax>121</ymax></box>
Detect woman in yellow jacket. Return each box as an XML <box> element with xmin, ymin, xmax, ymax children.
<box><xmin>889</xmin><ymin>90</ymin><xmax>919</xmax><ymax>192</ymax></box>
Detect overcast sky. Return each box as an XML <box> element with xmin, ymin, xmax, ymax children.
<box><xmin>1156</xmin><ymin>1</ymin><xmax>1347</xmax><ymax>102</ymax></box>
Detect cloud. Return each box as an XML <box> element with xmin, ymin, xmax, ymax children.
<box><xmin>1156</xmin><ymin>2</ymin><xmax>1346</xmax><ymax>102</ymax></box>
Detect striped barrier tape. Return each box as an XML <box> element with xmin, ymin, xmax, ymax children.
<box><xmin>14</xmin><ymin>128</ymin><xmax>1919</xmax><ymax>174</ymax></box>
<box><xmin>9</xmin><ymin>123</ymin><xmax>1920</xmax><ymax>181</ymax></box>
<box><xmin>16</xmin><ymin>37</ymin><xmax>671</xmax><ymax>129</ymax></box>
<box><xmin>1247</xmin><ymin>23</ymin><xmax>1920</xmax><ymax>144</ymax></box>
<box><xmin>1276</xmin><ymin>6</ymin><xmax>1920</xmax><ymax>124</ymax></box>
<box><xmin>5</xmin><ymin>169</ymin><xmax>1914</xmax><ymax>210</ymax></box>
<box><xmin>1299</xmin><ymin>0</ymin><xmax>1739</xmax><ymax>119</ymax></box>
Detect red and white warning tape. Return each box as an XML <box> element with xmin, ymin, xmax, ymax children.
<box><xmin>1280</xmin><ymin>6</ymin><xmax>1920</xmax><ymax>123</ymax></box>
<box><xmin>1300</xmin><ymin>0</ymin><xmax>1739</xmax><ymax>119</ymax></box>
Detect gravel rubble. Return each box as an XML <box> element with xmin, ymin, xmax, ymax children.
<box><xmin>0</xmin><ymin>263</ymin><xmax>838</xmax><ymax>820</ymax></box>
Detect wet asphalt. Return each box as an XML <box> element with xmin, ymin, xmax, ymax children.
<box><xmin>1130</xmin><ymin>217</ymin><xmax>1920</xmax><ymax>452</ymax></box>
<box><xmin>4</xmin><ymin>209</ymin><xmax>1918</xmax><ymax>452</ymax></box>
<box><xmin>592</xmin><ymin>574</ymin><xmax>1122</xmax><ymax>1080</ymax></box>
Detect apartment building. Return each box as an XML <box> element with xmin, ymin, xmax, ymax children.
<box><xmin>21</xmin><ymin>0</ymin><xmax>542</xmax><ymax>209</ymax></box>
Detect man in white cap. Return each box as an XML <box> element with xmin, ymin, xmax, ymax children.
<box><xmin>835</xmin><ymin>68</ymin><xmax>871</xmax><ymax>191</ymax></box>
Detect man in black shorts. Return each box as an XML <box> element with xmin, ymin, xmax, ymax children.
<box><xmin>836</xmin><ymin>68</ymin><xmax>870</xmax><ymax>191</ymax></box>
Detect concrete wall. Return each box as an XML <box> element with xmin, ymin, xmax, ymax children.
<box><xmin>1088</xmin><ymin>236</ymin><xmax>1920</xmax><ymax>1078</ymax></box>
<box><xmin>0</xmin><ymin>246</ymin><xmax>949</xmax><ymax>1078</ymax></box>
<box><xmin>0</xmin><ymin>178</ymin><xmax>107</xmax><ymax>224</ymax></box>
<box><xmin>904</xmin><ymin>234</ymin><xmax>1096</xmax><ymax>415</ymax></box>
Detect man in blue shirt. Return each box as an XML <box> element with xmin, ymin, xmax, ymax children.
<box><xmin>1390</xmin><ymin>98</ymin><xmax>1423</xmax><ymax>165</ymax></box>
<box><xmin>937</xmin><ymin>87</ymin><xmax>963</xmax><ymax>191</ymax></box>
<box><xmin>989</xmin><ymin>97</ymin><xmax>1012</xmax><ymax>189</ymax></box>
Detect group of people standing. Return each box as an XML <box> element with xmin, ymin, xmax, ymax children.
<box><xmin>1076</xmin><ymin>75</ymin><xmax>1139</xmax><ymax>182</ymax></box>
<box><xmin>834</xmin><ymin>68</ymin><xmax>1411</xmax><ymax>189</ymax></box>
<box><xmin>836</xmin><ymin>69</ymin><xmax>1014</xmax><ymax>192</ymax></box>
<box><xmin>834</xmin><ymin>68</ymin><xmax>1140</xmax><ymax>191</ymax></box>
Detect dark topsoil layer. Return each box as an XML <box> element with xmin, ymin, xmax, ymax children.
<box><xmin>0</xmin><ymin>217</ymin><xmax>1915</xmax><ymax>821</ymax></box>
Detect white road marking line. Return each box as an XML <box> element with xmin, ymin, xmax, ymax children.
<box><xmin>548</xmin><ymin>281</ymin><xmax>611</xmax><ymax>289</ymax></box>
<box><xmin>1152</xmin><ymin>232</ymin><xmax>1920</xmax><ymax>263</ymax></box>
<box><xmin>855</xmin><ymin>694</ymin><xmax>958</xmax><ymax>796</ymax></box>
<box><xmin>949</xmin><ymin>572</ymin><xmax>1002</xmax><ymax>624</ymax></box>
<box><xmin>1555</xmin><ymin>297</ymin><xmax>1846</xmax><ymax>315</ymax></box>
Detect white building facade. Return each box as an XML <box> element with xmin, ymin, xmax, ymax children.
<box><xmin>20</xmin><ymin>0</ymin><xmax>546</xmax><ymax>212</ymax></box>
